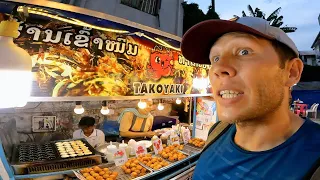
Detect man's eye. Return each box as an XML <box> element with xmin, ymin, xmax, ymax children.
<box><xmin>212</xmin><ymin>56</ymin><xmax>220</xmax><ymax>63</ymax></box>
<box><xmin>239</xmin><ymin>49</ymin><xmax>249</xmax><ymax>55</ymax></box>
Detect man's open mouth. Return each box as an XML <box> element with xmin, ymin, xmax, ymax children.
<box><xmin>219</xmin><ymin>90</ymin><xmax>243</xmax><ymax>99</ymax></box>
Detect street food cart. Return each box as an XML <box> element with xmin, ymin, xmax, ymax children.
<box><xmin>0</xmin><ymin>0</ymin><xmax>214</xmax><ymax>179</ymax></box>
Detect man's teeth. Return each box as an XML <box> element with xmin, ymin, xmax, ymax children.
<box><xmin>220</xmin><ymin>90</ymin><xmax>241</xmax><ymax>99</ymax></box>
<box><xmin>222</xmin><ymin>94</ymin><xmax>240</xmax><ymax>98</ymax></box>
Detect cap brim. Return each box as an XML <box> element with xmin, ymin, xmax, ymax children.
<box><xmin>181</xmin><ymin>19</ymin><xmax>274</xmax><ymax>64</ymax></box>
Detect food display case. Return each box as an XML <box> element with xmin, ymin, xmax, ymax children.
<box><xmin>0</xmin><ymin>126</ymin><xmax>205</xmax><ymax>179</ymax></box>
<box><xmin>73</xmin><ymin>144</ymin><xmax>202</xmax><ymax>180</ymax></box>
<box><xmin>0</xmin><ymin>0</ymin><xmax>213</xmax><ymax>179</ymax></box>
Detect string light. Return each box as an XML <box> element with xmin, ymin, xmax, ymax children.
<box><xmin>74</xmin><ymin>101</ymin><xmax>84</xmax><ymax>114</ymax></box>
<box><xmin>157</xmin><ymin>100</ymin><xmax>164</xmax><ymax>111</ymax></box>
<box><xmin>176</xmin><ymin>98</ymin><xmax>182</xmax><ymax>104</ymax></box>
<box><xmin>100</xmin><ymin>100</ymin><xmax>110</xmax><ymax>115</ymax></box>
<box><xmin>138</xmin><ymin>100</ymin><xmax>147</xmax><ymax>109</ymax></box>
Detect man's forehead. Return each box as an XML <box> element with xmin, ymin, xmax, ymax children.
<box><xmin>210</xmin><ymin>32</ymin><xmax>262</xmax><ymax>51</ymax></box>
<box><xmin>216</xmin><ymin>32</ymin><xmax>260</xmax><ymax>43</ymax></box>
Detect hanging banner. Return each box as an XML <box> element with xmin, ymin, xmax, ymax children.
<box><xmin>0</xmin><ymin>5</ymin><xmax>211</xmax><ymax>98</ymax></box>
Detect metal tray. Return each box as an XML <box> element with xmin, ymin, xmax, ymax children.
<box><xmin>52</xmin><ymin>138</ymin><xmax>97</xmax><ymax>159</ymax></box>
<box><xmin>11</xmin><ymin>142</ymin><xmax>59</xmax><ymax>164</ymax></box>
<box><xmin>77</xmin><ymin>163</ymin><xmax>152</xmax><ymax>180</ymax></box>
<box><xmin>182</xmin><ymin>144</ymin><xmax>203</xmax><ymax>155</ymax></box>
<box><xmin>139</xmin><ymin>153</ymin><xmax>175</xmax><ymax>171</ymax></box>
<box><xmin>10</xmin><ymin>138</ymin><xmax>102</xmax><ymax>175</ymax></box>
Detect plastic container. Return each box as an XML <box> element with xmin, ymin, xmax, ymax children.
<box><xmin>106</xmin><ymin>141</ymin><xmax>117</xmax><ymax>162</ymax></box>
<box><xmin>128</xmin><ymin>139</ymin><xmax>137</xmax><ymax>157</ymax></box>
<box><xmin>119</xmin><ymin>140</ymin><xmax>129</xmax><ymax>157</ymax></box>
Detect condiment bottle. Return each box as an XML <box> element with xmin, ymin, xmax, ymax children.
<box><xmin>169</xmin><ymin>131</ymin><xmax>180</xmax><ymax>145</ymax></box>
<box><xmin>119</xmin><ymin>140</ymin><xmax>129</xmax><ymax>157</ymax></box>
<box><xmin>151</xmin><ymin>135</ymin><xmax>159</xmax><ymax>141</ymax></box>
<box><xmin>106</xmin><ymin>141</ymin><xmax>117</xmax><ymax>162</ymax></box>
<box><xmin>127</xmin><ymin>139</ymin><xmax>137</xmax><ymax>157</ymax></box>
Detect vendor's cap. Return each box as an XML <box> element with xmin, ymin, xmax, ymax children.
<box><xmin>181</xmin><ymin>16</ymin><xmax>299</xmax><ymax>64</ymax></box>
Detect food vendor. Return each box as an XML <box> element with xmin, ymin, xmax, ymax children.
<box><xmin>171</xmin><ymin>101</ymin><xmax>188</xmax><ymax>124</ymax></box>
<box><xmin>119</xmin><ymin>100</ymin><xmax>156</xmax><ymax>140</ymax></box>
<box><xmin>73</xmin><ymin>116</ymin><xmax>105</xmax><ymax>148</ymax></box>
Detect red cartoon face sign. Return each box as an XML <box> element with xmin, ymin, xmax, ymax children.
<box><xmin>114</xmin><ymin>150</ymin><xmax>124</xmax><ymax>158</ymax></box>
<box><xmin>147</xmin><ymin>49</ymin><xmax>174</xmax><ymax>80</ymax></box>
<box><xmin>134</xmin><ymin>144</ymin><xmax>147</xmax><ymax>157</ymax></box>
<box><xmin>114</xmin><ymin>148</ymin><xmax>128</xmax><ymax>166</ymax></box>
<box><xmin>152</xmin><ymin>139</ymin><xmax>163</xmax><ymax>155</ymax></box>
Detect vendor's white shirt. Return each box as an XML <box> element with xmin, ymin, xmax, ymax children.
<box><xmin>73</xmin><ymin>129</ymin><xmax>105</xmax><ymax>148</ymax></box>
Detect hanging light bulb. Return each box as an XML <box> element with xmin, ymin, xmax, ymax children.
<box><xmin>138</xmin><ymin>100</ymin><xmax>147</xmax><ymax>109</ymax></box>
<box><xmin>100</xmin><ymin>100</ymin><xmax>110</xmax><ymax>115</ymax></box>
<box><xmin>176</xmin><ymin>98</ymin><xmax>182</xmax><ymax>104</ymax></box>
<box><xmin>0</xmin><ymin>19</ymin><xmax>32</xmax><ymax>108</ymax></box>
<box><xmin>74</xmin><ymin>101</ymin><xmax>84</xmax><ymax>114</ymax></box>
<box><xmin>157</xmin><ymin>102</ymin><xmax>164</xmax><ymax>111</ymax></box>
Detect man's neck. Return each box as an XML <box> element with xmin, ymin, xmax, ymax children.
<box><xmin>138</xmin><ymin>109</ymin><xmax>149</xmax><ymax>115</ymax></box>
<box><xmin>234</xmin><ymin>106</ymin><xmax>304</xmax><ymax>152</ymax></box>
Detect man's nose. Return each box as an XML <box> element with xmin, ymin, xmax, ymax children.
<box><xmin>211</xmin><ymin>58</ymin><xmax>236</xmax><ymax>79</ymax></box>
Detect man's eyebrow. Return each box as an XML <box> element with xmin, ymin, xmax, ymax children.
<box><xmin>208</xmin><ymin>32</ymin><xmax>263</xmax><ymax>59</ymax></box>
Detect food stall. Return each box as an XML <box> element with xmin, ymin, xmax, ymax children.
<box><xmin>0</xmin><ymin>0</ymin><xmax>213</xmax><ymax>179</ymax></box>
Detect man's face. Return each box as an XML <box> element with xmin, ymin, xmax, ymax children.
<box><xmin>81</xmin><ymin>126</ymin><xmax>95</xmax><ymax>135</ymax></box>
<box><xmin>138</xmin><ymin>101</ymin><xmax>154</xmax><ymax>114</ymax></box>
<box><xmin>209</xmin><ymin>32</ymin><xmax>287</xmax><ymax>124</ymax></box>
<box><xmin>145</xmin><ymin>102</ymin><xmax>154</xmax><ymax>112</ymax></box>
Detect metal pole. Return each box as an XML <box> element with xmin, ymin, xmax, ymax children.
<box><xmin>211</xmin><ymin>0</ymin><xmax>215</xmax><ymax>11</ymax></box>
<box><xmin>192</xmin><ymin>97</ymin><xmax>197</xmax><ymax>138</ymax></box>
<box><xmin>188</xmin><ymin>97</ymin><xmax>192</xmax><ymax>124</ymax></box>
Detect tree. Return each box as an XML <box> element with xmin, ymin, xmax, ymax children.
<box><xmin>236</xmin><ymin>5</ymin><xmax>297</xmax><ymax>33</ymax></box>
<box><xmin>182</xmin><ymin>1</ymin><xmax>220</xmax><ymax>34</ymax></box>
<box><xmin>206</xmin><ymin>5</ymin><xmax>220</xmax><ymax>20</ymax></box>
<box><xmin>182</xmin><ymin>2</ymin><xmax>205</xmax><ymax>34</ymax></box>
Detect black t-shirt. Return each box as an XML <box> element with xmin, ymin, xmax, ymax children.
<box><xmin>171</xmin><ymin>103</ymin><xmax>188</xmax><ymax>123</ymax></box>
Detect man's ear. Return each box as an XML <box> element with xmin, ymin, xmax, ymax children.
<box><xmin>285</xmin><ymin>58</ymin><xmax>304</xmax><ymax>87</ymax></box>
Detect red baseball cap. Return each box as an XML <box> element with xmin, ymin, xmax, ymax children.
<box><xmin>181</xmin><ymin>17</ymin><xmax>299</xmax><ymax>64</ymax></box>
